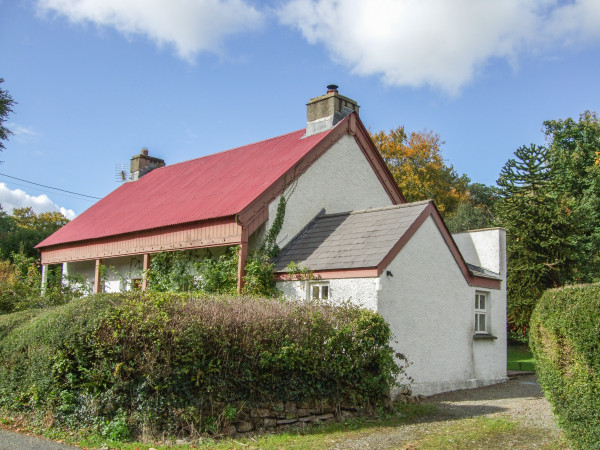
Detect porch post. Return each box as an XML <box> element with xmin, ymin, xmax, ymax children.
<box><xmin>237</xmin><ymin>228</ymin><xmax>249</xmax><ymax>293</ymax></box>
<box><xmin>94</xmin><ymin>259</ymin><xmax>103</xmax><ymax>294</ymax></box>
<box><xmin>142</xmin><ymin>253</ymin><xmax>151</xmax><ymax>291</ymax></box>
<box><xmin>41</xmin><ymin>264</ymin><xmax>48</xmax><ymax>295</ymax></box>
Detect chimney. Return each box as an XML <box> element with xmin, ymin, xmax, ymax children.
<box><xmin>305</xmin><ymin>85</ymin><xmax>359</xmax><ymax>137</ymax></box>
<box><xmin>130</xmin><ymin>147</ymin><xmax>165</xmax><ymax>181</ymax></box>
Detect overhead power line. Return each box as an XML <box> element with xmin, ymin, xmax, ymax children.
<box><xmin>0</xmin><ymin>173</ymin><xmax>102</xmax><ymax>200</ymax></box>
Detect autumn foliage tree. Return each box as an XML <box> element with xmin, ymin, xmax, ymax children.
<box><xmin>371</xmin><ymin>126</ymin><xmax>470</xmax><ymax>214</ymax></box>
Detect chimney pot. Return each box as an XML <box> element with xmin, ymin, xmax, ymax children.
<box><xmin>141</xmin><ymin>147</ymin><xmax>148</xmax><ymax>156</ymax></box>
<box><xmin>327</xmin><ymin>84</ymin><xmax>338</xmax><ymax>94</ymax></box>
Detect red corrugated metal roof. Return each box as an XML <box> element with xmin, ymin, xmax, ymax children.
<box><xmin>37</xmin><ymin>127</ymin><xmax>336</xmax><ymax>248</ymax></box>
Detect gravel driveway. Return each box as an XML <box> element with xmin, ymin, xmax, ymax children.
<box><xmin>334</xmin><ymin>374</ymin><xmax>566</xmax><ymax>449</ymax></box>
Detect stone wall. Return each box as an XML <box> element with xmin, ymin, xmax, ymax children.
<box><xmin>222</xmin><ymin>394</ymin><xmax>422</xmax><ymax>436</ymax></box>
<box><xmin>226</xmin><ymin>400</ymin><xmax>343</xmax><ymax>435</ymax></box>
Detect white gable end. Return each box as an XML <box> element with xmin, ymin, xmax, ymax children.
<box><xmin>377</xmin><ymin>216</ymin><xmax>507</xmax><ymax>395</ymax></box>
<box><xmin>250</xmin><ymin>133</ymin><xmax>394</xmax><ymax>250</ymax></box>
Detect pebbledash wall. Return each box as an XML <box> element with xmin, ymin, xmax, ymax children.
<box><xmin>63</xmin><ymin>131</ymin><xmax>394</xmax><ymax>293</ymax></box>
<box><xmin>276</xmin><ymin>218</ymin><xmax>507</xmax><ymax>396</ymax></box>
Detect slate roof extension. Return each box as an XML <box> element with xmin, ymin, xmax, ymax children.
<box><xmin>274</xmin><ymin>201</ymin><xmax>430</xmax><ymax>272</ymax></box>
<box><xmin>274</xmin><ymin>200</ymin><xmax>501</xmax><ymax>283</ymax></box>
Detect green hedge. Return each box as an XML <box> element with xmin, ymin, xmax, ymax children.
<box><xmin>0</xmin><ymin>292</ymin><xmax>405</xmax><ymax>438</ymax></box>
<box><xmin>530</xmin><ymin>284</ymin><xmax>600</xmax><ymax>448</ymax></box>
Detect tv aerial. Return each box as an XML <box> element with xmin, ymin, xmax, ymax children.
<box><xmin>114</xmin><ymin>164</ymin><xmax>130</xmax><ymax>183</ymax></box>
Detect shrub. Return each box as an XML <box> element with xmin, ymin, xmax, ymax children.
<box><xmin>0</xmin><ymin>292</ymin><xmax>406</xmax><ymax>438</ymax></box>
<box><xmin>0</xmin><ymin>252</ymin><xmax>87</xmax><ymax>315</ymax></box>
<box><xmin>529</xmin><ymin>284</ymin><xmax>600</xmax><ymax>448</ymax></box>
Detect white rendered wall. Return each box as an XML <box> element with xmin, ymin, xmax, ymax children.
<box><xmin>276</xmin><ymin>277</ymin><xmax>379</xmax><ymax>311</ymax></box>
<box><xmin>102</xmin><ymin>256</ymin><xmax>143</xmax><ymax>293</ymax></box>
<box><xmin>249</xmin><ymin>134</ymin><xmax>393</xmax><ymax>250</ymax></box>
<box><xmin>63</xmin><ymin>260</ymin><xmax>95</xmax><ymax>293</ymax></box>
<box><xmin>453</xmin><ymin>228</ymin><xmax>507</xmax><ymax>382</ymax></box>
<box><xmin>377</xmin><ymin>217</ymin><xmax>507</xmax><ymax>395</ymax></box>
<box><xmin>452</xmin><ymin>228</ymin><xmax>506</xmax><ymax>275</ymax></box>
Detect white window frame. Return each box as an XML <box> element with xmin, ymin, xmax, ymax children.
<box><xmin>475</xmin><ymin>291</ymin><xmax>489</xmax><ymax>334</ymax></box>
<box><xmin>308</xmin><ymin>281</ymin><xmax>330</xmax><ymax>301</ymax></box>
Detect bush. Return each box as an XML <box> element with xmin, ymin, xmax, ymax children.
<box><xmin>0</xmin><ymin>252</ymin><xmax>88</xmax><ymax>315</ymax></box>
<box><xmin>0</xmin><ymin>292</ymin><xmax>406</xmax><ymax>439</ymax></box>
<box><xmin>530</xmin><ymin>284</ymin><xmax>600</xmax><ymax>448</ymax></box>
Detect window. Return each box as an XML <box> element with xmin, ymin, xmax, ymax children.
<box><xmin>310</xmin><ymin>282</ymin><xmax>329</xmax><ymax>300</ymax></box>
<box><xmin>475</xmin><ymin>292</ymin><xmax>488</xmax><ymax>334</ymax></box>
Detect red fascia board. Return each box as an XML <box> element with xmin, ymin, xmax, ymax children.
<box><xmin>376</xmin><ymin>201</ymin><xmax>501</xmax><ymax>290</ymax></box>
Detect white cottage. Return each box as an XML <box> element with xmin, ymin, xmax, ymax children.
<box><xmin>274</xmin><ymin>203</ymin><xmax>507</xmax><ymax>395</ymax></box>
<box><xmin>36</xmin><ymin>86</ymin><xmax>507</xmax><ymax>395</ymax></box>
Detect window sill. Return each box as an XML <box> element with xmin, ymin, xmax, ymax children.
<box><xmin>473</xmin><ymin>333</ymin><xmax>498</xmax><ymax>340</ymax></box>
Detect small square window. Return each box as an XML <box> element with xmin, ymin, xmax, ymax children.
<box><xmin>310</xmin><ymin>282</ymin><xmax>329</xmax><ymax>300</ymax></box>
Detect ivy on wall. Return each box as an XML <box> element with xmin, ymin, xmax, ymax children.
<box><xmin>144</xmin><ymin>193</ymin><xmax>289</xmax><ymax>296</ymax></box>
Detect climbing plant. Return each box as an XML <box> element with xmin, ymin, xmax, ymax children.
<box><xmin>145</xmin><ymin>248</ymin><xmax>238</xmax><ymax>294</ymax></box>
<box><xmin>144</xmin><ymin>191</ymin><xmax>290</xmax><ymax>297</ymax></box>
<box><xmin>243</xmin><ymin>193</ymin><xmax>289</xmax><ymax>296</ymax></box>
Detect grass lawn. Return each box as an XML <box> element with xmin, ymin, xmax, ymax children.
<box><xmin>507</xmin><ymin>344</ymin><xmax>535</xmax><ymax>372</ymax></box>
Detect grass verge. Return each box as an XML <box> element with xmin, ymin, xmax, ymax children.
<box><xmin>410</xmin><ymin>417</ymin><xmax>566</xmax><ymax>449</ymax></box>
<box><xmin>507</xmin><ymin>344</ymin><xmax>535</xmax><ymax>372</ymax></box>
<box><xmin>2</xmin><ymin>404</ymin><xmax>569</xmax><ymax>449</ymax></box>
<box><xmin>0</xmin><ymin>404</ymin><xmax>433</xmax><ymax>449</ymax></box>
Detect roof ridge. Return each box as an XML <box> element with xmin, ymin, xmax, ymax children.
<box><xmin>163</xmin><ymin>128</ymin><xmax>310</xmax><ymax>169</ymax></box>
<box><xmin>318</xmin><ymin>200</ymin><xmax>432</xmax><ymax>219</ymax></box>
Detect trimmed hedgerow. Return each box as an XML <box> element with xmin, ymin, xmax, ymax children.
<box><xmin>0</xmin><ymin>292</ymin><xmax>406</xmax><ymax>438</ymax></box>
<box><xmin>530</xmin><ymin>284</ymin><xmax>600</xmax><ymax>448</ymax></box>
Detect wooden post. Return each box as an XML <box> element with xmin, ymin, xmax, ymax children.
<box><xmin>237</xmin><ymin>228</ymin><xmax>249</xmax><ymax>293</ymax></box>
<box><xmin>94</xmin><ymin>259</ymin><xmax>103</xmax><ymax>294</ymax></box>
<box><xmin>142</xmin><ymin>253</ymin><xmax>150</xmax><ymax>291</ymax></box>
<box><xmin>41</xmin><ymin>264</ymin><xmax>48</xmax><ymax>295</ymax></box>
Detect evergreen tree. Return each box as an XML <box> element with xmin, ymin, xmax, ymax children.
<box><xmin>495</xmin><ymin>144</ymin><xmax>575</xmax><ymax>339</ymax></box>
<box><xmin>0</xmin><ymin>78</ymin><xmax>15</xmax><ymax>152</ymax></box>
<box><xmin>544</xmin><ymin>111</ymin><xmax>600</xmax><ymax>282</ymax></box>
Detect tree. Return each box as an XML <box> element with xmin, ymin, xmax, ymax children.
<box><xmin>544</xmin><ymin>111</ymin><xmax>600</xmax><ymax>282</ymax></box>
<box><xmin>0</xmin><ymin>78</ymin><xmax>15</xmax><ymax>151</ymax></box>
<box><xmin>0</xmin><ymin>207</ymin><xmax>69</xmax><ymax>260</ymax></box>
<box><xmin>495</xmin><ymin>144</ymin><xmax>575</xmax><ymax>339</ymax></box>
<box><xmin>371</xmin><ymin>126</ymin><xmax>470</xmax><ymax>214</ymax></box>
<box><xmin>445</xmin><ymin>182</ymin><xmax>498</xmax><ymax>232</ymax></box>
<box><xmin>12</xmin><ymin>207</ymin><xmax>69</xmax><ymax>234</ymax></box>
<box><xmin>445</xmin><ymin>201</ymin><xmax>491</xmax><ymax>232</ymax></box>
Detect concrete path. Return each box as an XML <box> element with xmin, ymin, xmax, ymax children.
<box><xmin>0</xmin><ymin>428</ymin><xmax>79</xmax><ymax>449</ymax></box>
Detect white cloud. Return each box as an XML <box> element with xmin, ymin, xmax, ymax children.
<box><xmin>7</xmin><ymin>123</ymin><xmax>37</xmax><ymax>138</ymax></box>
<box><xmin>36</xmin><ymin>0</ymin><xmax>265</xmax><ymax>60</ymax></box>
<box><xmin>0</xmin><ymin>183</ymin><xmax>77</xmax><ymax>220</ymax></box>
<box><xmin>6</xmin><ymin>123</ymin><xmax>38</xmax><ymax>144</ymax></box>
<box><xmin>278</xmin><ymin>0</ymin><xmax>600</xmax><ymax>94</ymax></box>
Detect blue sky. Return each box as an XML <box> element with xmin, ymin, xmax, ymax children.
<box><xmin>1</xmin><ymin>0</ymin><xmax>600</xmax><ymax>219</ymax></box>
